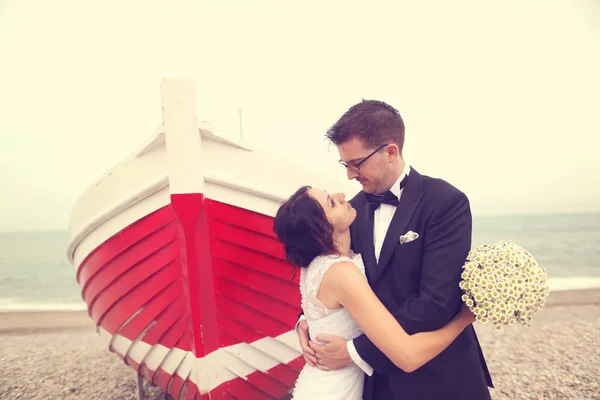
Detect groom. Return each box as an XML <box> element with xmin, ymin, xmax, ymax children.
<box><xmin>296</xmin><ymin>100</ymin><xmax>493</xmax><ymax>399</ymax></box>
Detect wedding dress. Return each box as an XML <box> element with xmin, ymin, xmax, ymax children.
<box><xmin>292</xmin><ymin>252</ymin><xmax>366</xmax><ymax>400</ymax></box>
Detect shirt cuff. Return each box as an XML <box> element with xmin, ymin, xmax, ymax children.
<box><xmin>347</xmin><ymin>339</ymin><xmax>373</xmax><ymax>376</ymax></box>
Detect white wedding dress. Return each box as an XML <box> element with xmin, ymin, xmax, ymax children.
<box><xmin>291</xmin><ymin>253</ymin><xmax>366</xmax><ymax>400</ymax></box>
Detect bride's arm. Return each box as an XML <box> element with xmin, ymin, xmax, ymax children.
<box><xmin>321</xmin><ymin>261</ymin><xmax>475</xmax><ymax>373</ymax></box>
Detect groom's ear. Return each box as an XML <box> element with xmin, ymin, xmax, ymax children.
<box><xmin>385</xmin><ymin>143</ymin><xmax>401</xmax><ymax>160</ymax></box>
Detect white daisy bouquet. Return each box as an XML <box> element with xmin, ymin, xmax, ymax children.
<box><xmin>459</xmin><ymin>240</ymin><xmax>550</xmax><ymax>331</ymax></box>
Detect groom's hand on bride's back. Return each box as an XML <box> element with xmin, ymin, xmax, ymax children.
<box><xmin>297</xmin><ymin>319</ymin><xmax>317</xmax><ymax>366</ymax></box>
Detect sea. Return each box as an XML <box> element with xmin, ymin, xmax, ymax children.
<box><xmin>1</xmin><ymin>212</ymin><xmax>599</xmax><ymax>311</ymax></box>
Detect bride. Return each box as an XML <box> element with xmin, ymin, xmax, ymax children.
<box><xmin>273</xmin><ymin>185</ymin><xmax>476</xmax><ymax>400</ymax></box>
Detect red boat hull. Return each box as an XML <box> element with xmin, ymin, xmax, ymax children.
<box><xmin>77</xmin><ymin>193</ymin><xmax>303</xmax><ymax>399</ymax></box>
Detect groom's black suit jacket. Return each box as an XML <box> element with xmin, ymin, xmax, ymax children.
<box><xmin>349</xmin><ymin>168</ymin><xmax>493</xmax><ymax>400</ymax></box>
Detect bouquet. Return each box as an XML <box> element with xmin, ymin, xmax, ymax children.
<box><xmin>459</xmin><ymin>240</ymin><xmax>550</xmax><ymax>331</ymax></box>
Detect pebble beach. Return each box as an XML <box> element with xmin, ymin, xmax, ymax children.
<box><xmin>1</xmin><ymin>288</ymin><xmax>598</xmax><ymax>400</ymax></box>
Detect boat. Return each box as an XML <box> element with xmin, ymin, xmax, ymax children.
<box><xmin>66</xmin><ymin>79</ymin><xmax>358</xmax><ymax>399</ymax></box>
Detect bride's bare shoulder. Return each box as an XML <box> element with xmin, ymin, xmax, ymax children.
<box><xmin>320</xmin><ymin>259</ymin><xmax>370</xmax><ymax>303</ymax></box>
<box><xmin>325</xmin><ymin>260</ymin><xmax>366</xmax><ymax>284</ymax></box>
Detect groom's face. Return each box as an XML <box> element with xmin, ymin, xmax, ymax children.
<box><xmin>337</xmin><ymin>137</ymin><xmax>389</xmax><ymax>194</ymax></box>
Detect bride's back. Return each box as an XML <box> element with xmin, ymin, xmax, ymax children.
<box><xmin>292</xmin><ymin>252</ymin><xmax>367</xmax><ymax>400</ymax></box>
<box><xmin>300</xmin><ymin>253</ymin><xmax>365</xmax><ymax>343</ymax></box>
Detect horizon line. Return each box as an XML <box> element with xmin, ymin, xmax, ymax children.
<box><xmin>1</xmin><ymin>209</ymin><xmax>599</xmax><ymax>234</ymax></box>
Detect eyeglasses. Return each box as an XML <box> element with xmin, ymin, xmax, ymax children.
<box><xmin>338</xmin><ymin>144</ymin><xmax>388</xmax><ymax>172</ymax></box>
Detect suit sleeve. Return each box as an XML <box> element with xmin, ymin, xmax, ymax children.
<box><xmin>353</xmin><ymin>191</ymin><xmax>472</xmax><ymax>374</ymax></box>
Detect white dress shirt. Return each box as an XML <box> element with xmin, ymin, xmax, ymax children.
<box><xmin>346</xmin><ymin>163</ymin><xmax>411</xmax><ymax>376</ymax></box>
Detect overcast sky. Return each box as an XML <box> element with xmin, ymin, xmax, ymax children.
<box><xmin>1</xmin><ymin>0</ymin><xmax>599</xmax><ymax>231</ymax></box>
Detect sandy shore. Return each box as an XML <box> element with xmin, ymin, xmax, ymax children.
<box><xmin>1</xmin><ymin>289</ymin><xmax>599</xmax><ymax>400</ymax></box>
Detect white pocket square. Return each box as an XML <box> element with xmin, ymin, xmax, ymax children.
<box><xmin>399</xmin><ymin>231</ymin><xmax>419</xmax><ymax>244</ymax></box>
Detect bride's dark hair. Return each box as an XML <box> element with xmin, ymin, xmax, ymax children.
<box><xmin>273</xmin><ymin>186</ymin><xmax>336</xmax><ymax>269</ymax></box>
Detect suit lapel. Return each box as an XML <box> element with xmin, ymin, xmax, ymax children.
<box><xmin>372</xmin><ymin>169</ymin><xmax>424</xmax><ymax>284</ymax></box>
<box><xmin>356</xmin><ymin>196</ymin><xmax>378</xmax><ymax>283</ymax></box>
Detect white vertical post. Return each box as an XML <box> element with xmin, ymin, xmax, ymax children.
<box><xmin>136</xmin><ymin>373</ymin><xmax>144</xmax><ymax>400</ymax></box>
<box><xmin>161</xmin><ymin>78</ymin><xmax>205</xmax><ymax>194</ymax></box>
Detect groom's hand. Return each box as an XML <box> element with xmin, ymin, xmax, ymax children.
<box><xmin>310</xmin><ymin>334</ymin><xmax>353</xmax><ymax>371</ymax></box>
<box><xmin>297</xmin><ymin>319</ymin><xmax>317</xmax><ymax>366</ymax></box>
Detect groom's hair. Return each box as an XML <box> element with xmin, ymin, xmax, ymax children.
<box><xmin>273</xmin><ymin>186</ymin><xmax>336</xmax><ymax>270</ymax></box>
<box><xmin>325</xmin><ymin>99</ymin><xmax>405</xmax><ymax>154</ymax></box>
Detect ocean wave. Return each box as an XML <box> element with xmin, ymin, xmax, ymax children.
<box><xmin>548</xmin><ymin>276</ymin><xmax>600</xmax><ymax>292</ymax></box>
<box><xmin>0</xmin><ymin>299</ymin><xmax>87</xmax><ymax>312</ymax></box>
<box><xmin>1</xmin><ymin>277</ymin><xmax>599</xmax><ymax>312</ymax></box>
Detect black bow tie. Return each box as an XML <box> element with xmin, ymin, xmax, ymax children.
<box><xmin>365</xmin><ymin>175</ymin><xmax>408</xmax><ymax>210</ymax></box>
<box><xmin>365</xmin><ymin>191</ymin><xmax>398</xmax><ymax>210</ymax></box>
